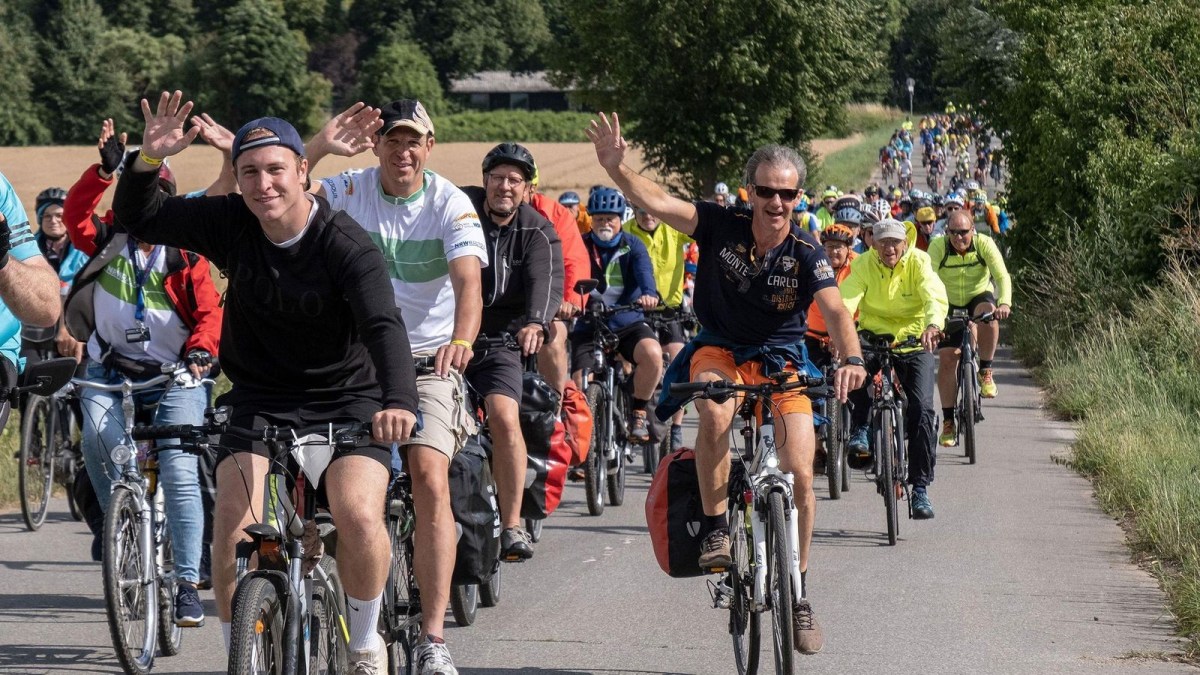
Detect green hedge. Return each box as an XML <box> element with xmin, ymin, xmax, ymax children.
<box><xmin>435</xmin><ymin>110</ymin><xmax>596</xmax><ymax>143</ymax></box>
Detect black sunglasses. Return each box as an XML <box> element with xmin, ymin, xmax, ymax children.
<box><xmin>752</xmin><ymin>185</ymin><xmax>801</xmax><ymax>201</ymax></box>
<box><xmin>948</xmin><ymin>229</ymin><xmax>973</xmax><ymax>236</ymax></box>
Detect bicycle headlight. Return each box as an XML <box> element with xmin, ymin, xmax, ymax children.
<box><xmin>110</xmin><ymin>444</ymin><xmax>134</xmax><ymax>465</ymax></box>
<box><xmin>766</xmin><ymin>455</ymin><xmax>779</xmax><ymax>469</ymax></box>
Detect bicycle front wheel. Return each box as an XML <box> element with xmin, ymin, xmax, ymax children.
<box><xmin>583</xmin><ymin>383</ymin><xmax>606</xmax><ymax>516</ymax></box>
<box><xmin>18</xmin><ymin>395</ymin><xmax>55</xmax><ymax>531</ymax></box>
<box><xmin>157</xmin><ymin>528</ymin><xmax>183</xmax><ymax>657</ymax></box>
<box><xmin>228</xmin><ymin>576</ymin><xmax>285</xmax><ymax>675</ymax></box>
<box><xmin>877</xmin><ymin>412</ymin><xmax>899</xmax><ymax>546</ymax></box>
<box><xmin>825</xmin><ymin>398</ymin><xmax>843</xmax><ymax>500</ymax></box>
<box><xmin>961</xmin><ymin>356</ymin><xmax>979</xmax><ymax>464</ymax></box>
<box><xmin>767</xmin><ymin>491</ymin><xmax>795</xmax><ymax>675</ymax></box>
<box><xmin>103</xmin><ymin>485</ymin><xmax>158</xmax><ymax>675</ymax></box>
<box><xmin>729</xmin><ymin>502</ymin><xmax>760</xmax><ymax>675</ymax></box>
<box><xmin>311</xmin><ymin>556</ymin><xmax>348</xmax><ymax>674</ymax></box>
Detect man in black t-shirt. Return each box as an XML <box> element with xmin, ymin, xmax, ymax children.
<box><xmin>588</xmin><ymin>112</ymin><xmax>867</xmax><ymax>656</ymax></box>
<box><xmin>115</xmin><ymin>91</ymin><xmax>419</xmax><ymax>671</ymax></box>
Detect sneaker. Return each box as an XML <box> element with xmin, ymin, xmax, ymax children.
<box><xmin>628</xmin><ymin>409</ymin><xmax>651</xmax><ymax>442</ymax></box>
<box><xmin>697</xmin><ymin>527</ymin><xmax>732</xmax><ymax>571</ymax></box>
<box><xmin>847</xmin><ymin>425</ymin><xmax>872</xmax><ymax>469</ymax></box>
<box><xmin>793</xmin><ymin>599</ymin><xmax>825</xmax><ymax>654</ymax></box>
<box><xmin>568</xmin><ymin>465</ymin><xmax>585</xmax><ymax>481</ymax></box>
<box><xmin>197</xmin><ymin>545</ymin><xmax>212</xmax><ymax>590</ymax></box>
<box><xmin>670</xmin><ymin>425</ymin><xmax>685</xmax><ymax>452</ymax></box>
<box><xmin>911</xmin><ymin>488</ymin><xmax>935</xmax><ymax>520</ymax></box>
<box><xmin>939</xmin><ymin>419</ymin><xmax>957</xmax><ymax>447</ymax></box>
<box><xmin>91</xmin><ymin>532</ymin><xmax>102</xmax><ymax>562</ymax></box>
<box><xmin>347</xmin><ymin>635</ymin><xmax>388</xmax><ymax>675</ymax></box>
<box><xmin>174</xmin><ymin>583</ymin><xmax>205</xmax><ymax>627</ymax></box>
<box><xmin>980</xmin><ymin>368</ymin><xmax>997</xmax><ymax>398</ymax></box>
<box><xmin>413</xmin><ymin>636</ymin><xmax>458</xmax><ymax>675</ymax></box>
<box><xmin>500</xmin><ymin>526</ymin><xmax>534</xmax><ymax>562</ymax></box>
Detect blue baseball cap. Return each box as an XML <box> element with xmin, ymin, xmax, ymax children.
<box><xmin>232</xmin><ymin>117</ymin><xmax>306</xmax><ymax>164</ymax></box>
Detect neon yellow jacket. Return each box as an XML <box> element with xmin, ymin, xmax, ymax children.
<box><xmin>624</xmin><ymin>219</ymin><xmax>693</xmax><ymax>307</ymax></box>
<box><xmin>840</xmin><ymin>247</ymin><xmax>948</xmax><ymax>346</ymax></box>
<box><xmin>926</xmin><ymin>234</ymin><xmax>1012</xmax><ymax>307</ymax></box>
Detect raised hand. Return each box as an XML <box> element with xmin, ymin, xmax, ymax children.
<box><xmin>311</xmin><ymin>102</ymin><xmax>382</xmax><ymax>158</ymax></box>
<box><xmin>139</xmin><ymin>90</ymin><xmax>200</xmax><ymax>161</ymax></box>
<box><xmin>98</xmin><ymin>118</ymin><xmax>128</xmax><ymax>176</ymax></box>
<box><xmin>585</xmin><ymin>112</ymin><xmax>628</xmax><ymax>172</ymax></box>
<box><xmin>189</xmin><ymin>113</ymin><xmax>234</xmax><ymax>155</ymax></box>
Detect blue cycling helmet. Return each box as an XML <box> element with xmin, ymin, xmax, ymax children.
<box><xmin>558</xmin><ymin>191</ymin><xmax>580</xmax><ymax>206</ymax></box>
<box><xmin>834</xmin><ymin>206</ymin><xmax>863</xmax><ymax>226</ymax></box>
<box><xmin>587</xmin><ymin>187</ymin><xmax>626</xmax><ymax>216</ymax></box>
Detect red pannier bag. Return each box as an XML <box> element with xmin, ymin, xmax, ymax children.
<box><xmin>560</xmin><ymin>379</ymin><xmax>593</xmax><ymax>465</ymax></box>
<box><xmin>645</xmin><ymin>447</ymin><xmax>708</xmax><ymax>578</ymax></box>
<box><xmin>520</xmin><ymin>370</ymin><xmax>571</xmax><ymax>519</ymax></box>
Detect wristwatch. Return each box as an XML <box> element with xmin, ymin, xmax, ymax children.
<box><xmin>844</xmin><ymin>356</ymin><xmax>866</xmax><ymax>367</ymax></box>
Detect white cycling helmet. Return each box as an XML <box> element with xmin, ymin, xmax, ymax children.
<box><xmin>714</xmin><ymin>182</ymin><xmax>730</xmax><ymax>196</ymax></box>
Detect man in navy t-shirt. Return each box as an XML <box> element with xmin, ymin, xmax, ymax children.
<box><xmin>588</xmin><ymin>113</ymin><xmax>867</xmax><ymax>656</ymax></box>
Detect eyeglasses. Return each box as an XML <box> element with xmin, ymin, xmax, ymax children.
<box><xmin>948</xmin><ymin>229</ymin><xmax>973</xmax><ymax>236</ymax></box>
<box><xmin>752</xmin><ymin>185</ymin><xmax>801</xmax><ymax>202</ymax></box>
<box><xmin>486</xmin><ymin>173</ymin><xmax>526</xmax><ymax>188</ymax></box>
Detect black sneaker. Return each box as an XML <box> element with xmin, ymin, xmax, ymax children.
<box><xmin>500</xmin><ymin>527</ymin><xmax>534</xmax><ymax>562</ymax></box>
<box><xmin>911</xmin><ymin>488</ymin><xmax>935</xmax><ymax>520</ymax></box>
<box><xmin>174</xmin><ymin>583</ymin><xmax>205</xmax><ymax>627</ymax></box>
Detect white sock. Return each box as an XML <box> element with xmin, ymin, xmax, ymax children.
<box><xmin>346</xmin><ymin>592</ymin><xmax>383</xmax><ymax>652</ymax></box>
<box><xmin>221</xmin><ymin>622</ymin><xmax>231</xmax><ymax>650</ymax></box>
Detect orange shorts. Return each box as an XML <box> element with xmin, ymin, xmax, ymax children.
<box><xmin>689</xmin><ymin>346</ymin><xmax>813</xmax><ymax>416</ymax></box>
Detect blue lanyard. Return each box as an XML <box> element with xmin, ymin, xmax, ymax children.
<box><xmin>127</xmin><ymin>240</ymin><xmax>162</xmax><ymax>323</ymax></box>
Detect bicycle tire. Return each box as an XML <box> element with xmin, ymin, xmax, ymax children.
<box><xmin>607</xmin><ymin>389</ymin><xmax>629</xmax><ymax>506</ymax></box>
<box><xmin>450</xmin><ymin>583</ymin><xmax>479</xmax><ymax>626</ymax></box>
<box><xmin>157</xmin><ymin>528</ymin><xmax>183</xmax><ymax>657</ymax></box>
<box><xmin>840</xmin><ymin>404</ymin><xmax>852</xmax><ymax>493</ymax></box>
<box><xmin>583</xmin><ymin>383</ymin><xmax>606</xmax><ymax>516</ymax></box>
<box><xmin>311</xmin><ymin>556</ymin><xmax>347</xmax><ymax>674</ymax></box>
<box><xmin>524</xmin><ymin>516</ymin><xmax>543</xmax><ymax>544</ymax></box>
<box><xmin>383</xmin><ymin>505</ymin><xmax>417</xmax><ymax>675</ymax></box>
<box><xmin>729</xmin><ymin>502</ymin><xmax>760</xmax><ymax>675</ymax></box>
<box><xmin>825</xmin><ymin>398</ymin><xmax>843</xmax><ymax>500</ymax></box>
<box><xmin>479</xmin><ymin>563</ymin><xmax>501</xmax><ymax>607</ymax></box>
<box><xmin>963</xmin><ymin>357</ymin><xmax>979</xmax><ymax>464</ymax></box>
<box><xmin>103</xmin><ymin>485</ymin><xmax>157</xmax><ymax>675</ymax></box>
<box><xmin>767</xmin><ymin>491</ymin><xmax>795</xmax><ymax>675</ymax></box>
<box><xmin>228</xmin><ymin>576</ymin><xmax>285</xmax><ymax>675</ymax></box>
<box><xmin>62</xmin><ymin>410</ymin><xmax>84</xmax><ymax>522</ymax></box>
<box><xmin>18</xmin><ymin>395</ymin><xmax>55</xmax><ymax>531</ymax></box>
<box><xmin>878</xmin><ymin>412</ymin><xmax>898</xmax><ymax>546</ymax></box>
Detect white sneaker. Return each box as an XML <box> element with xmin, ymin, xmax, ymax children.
<box><xmin>347</xmin><ymin>635</ymin><xmax>388</xmax><ymax>675</ymax></box>
<box><xmin>413</xmin><ymin>637</ymin><xmax>458</xmax><ymax>675</ymax></box>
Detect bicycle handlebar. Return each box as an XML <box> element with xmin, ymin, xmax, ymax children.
<box><xmin>669</xmin><ymin>374</ymin><xmax>832</xmax><ymax>400</ymax></box>
<box><xmin>133</xmin><ymin>420</ymin><xmax>374</xmax><ymax>446</ymax></box>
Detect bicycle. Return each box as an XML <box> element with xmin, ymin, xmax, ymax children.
<box><xmin>575</xmin><ymin>301</ymin><xmax>644</xmax><ymax>516</ymax></box>
<box><xmin>640</xmin><ymin>305</ymin><xmax>696</xmax><ymax>476</ymax></box>
<box><xmin>81</xmin><ymin>364</ymin><xmax>211</xmax><ymax>675</ymax></box>
<box><xmin>17</xmin><ymin>358</ymin><xmax>85</xmax><ymax>530</ymax></box>
<box><xmin>943</xmin><ymin>310</ymin><xmax>996</xmax><ymax>464</ymax></box>
<box><xmin>858</xmin><ymin>333</ymin><xmax>920</xmax><ymax>546</ymax></box>
<box><xmin>814</xmin><ymin>360</ymin><xmax>851</xmax><ymax>500</ymax></box>
<box><xmin>672</xmin><ymin>373</ymin><xmax>833</xmax><ymax>675</ymax></box>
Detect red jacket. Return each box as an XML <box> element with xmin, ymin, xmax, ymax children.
<box><xmin>530</xmin><ymin>193</ymin><xmax>589</xmax><ymax>309</ymax></box>
<box><xmin>63</xmin><ymin>164</ymin><xmax>223</xmax><ymax>358</ymax></box>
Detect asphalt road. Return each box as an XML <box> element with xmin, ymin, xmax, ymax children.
<box><xmin>0</xmin><ymin>348</ymin><xmax>1191</xmax><ymax>675</ymax></box>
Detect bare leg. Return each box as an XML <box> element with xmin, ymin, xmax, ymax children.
<box><xmin>405</xmin><ymin>445</ymin><xmax>454</xmax><ymax>639</ymax></box>
<box><xmin>212</xmin><ymin>454</ymin><xmax>268</xmax><ymax>623</ymax></box>
<box><xmin>484</xmin><ymin>394</ymin><xmax>525</xmax><ymax>529</ymax></box>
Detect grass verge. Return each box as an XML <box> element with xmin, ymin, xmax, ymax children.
<box><xmin>808</xmin><ymin>123</ymin><xmax>898</xmax><ymax>192</ymax></box>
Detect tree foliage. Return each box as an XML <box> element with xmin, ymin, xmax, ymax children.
<box><xmin>548</xmin><ymin>0</ymin><xmax>878</xmax><ymax>194</ymax></box>
<box><xmin>355</xmin><ymin>40</ymin><xmax>447</xmax><ymax>113</ymax></box>
<box><xmin>0</xmin><ymin>0</ymin><xmax>51</xmax><ymax>144</ymax></box>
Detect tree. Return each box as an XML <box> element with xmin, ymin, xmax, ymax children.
<box><xmin>354</xmin><ymin>40</ymin><xmax>446</xmax><ymax>113</ymax></box>
<box><xmin>98</xmin><ymin>0</ymin><xmax>198</xmax><ymax>38</ymax></box>
<box><xmin>190</xmin><ymin>0</ymin><xmax>332</xmax><ymax>135</ymax></box>
<box><xmin>0</xmin><ymin>0</ymin><xmax>50</xmax><ymax>144</ymax></box>
<box><xmin>549</xmin><ymin>0</ymin><xmax>876</xmax><ymax>195</ymax></box>
<box><xmin>36</xmin><ymin>0</ymin><xmax>138</xmax><ymax>142</ymax></box>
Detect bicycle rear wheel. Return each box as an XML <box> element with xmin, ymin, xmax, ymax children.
<box><xmin>228</xmin><ymin>575</ymin><xmax>285</xmax><ymax>675</ymax></box>
<box><xmin>18</xmin><ymin>395</ymin><xmax>55</xmax><ymax>531</ymax></box>
<box><xmin>583</xmin><ymin>383</ymin><xmax>606</xmax><ymax>516</ymax></box>
<box><xmin>877</xmin><ymin>412</ymin><xmax>899</xmax><ymax>546</ymax></box>
<box><xmin>103</xmin><ymin>485</ymin><xmax>158</xmax><ymax>675</ymax></box>
<box><xmin>479</xmin><ymin>563</ymin><xmax>501</xmax><ymax>608</ymax></box>
<box><xmin>825</xmin><ymin>398</ymin><xmax>843</xmax><ymax>500</ymax></box>
<box><xmin>450</xmin><ymin>583</ymin><xmax>479</xmax><ymax>626</ymax></box>
<box><xmin>606</xmin><ymin>391</ymin><xmax>627</xmax><ymax>506</ymax></box>
<box><xmin>729</xmin><ymin>502</ymin><xmax>760</xmax><ymax>675</ymax></box>
<box><xmin>767</xmin><ymin>491</ymin><xmax>795</xmax><ymax>675</ymax></box>
<box><xmin>383</xmin><ymin>498</ymin><xmax>418</xmax><ymax>675</ymax></box>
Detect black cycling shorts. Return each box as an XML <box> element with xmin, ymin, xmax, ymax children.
<box><xmin>655</xmin><ymin>317</ymin><xmax>687</xmax><ymax>346</ymax></box>
<box><xmin>464</xmin><ymin>344</ymin><xmax>522</xmax><ymax>404</ymax></box>
<box><xmin>572</xmin><ymin>321</ymin><xmax>656</xmax><ymax>374</ymax></box>
<box><xmin>938</xmin><ymin>291</ymin><xmax>997</xmax><ymax>349</ymax></box>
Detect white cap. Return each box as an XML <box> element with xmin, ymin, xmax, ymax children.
<box><xmin>873</xmin><ymin>219</ymin><xmax>907</xmax><ymax>242</ymax></box>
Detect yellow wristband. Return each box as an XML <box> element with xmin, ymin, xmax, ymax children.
<box><xmin>451</xmin><ymin>339</ymin><xmax>473</xmax><ymax>350</ymax></box>
<box><xmin>139</xmin><ymin>150</ymin><xmax>164</xmax><ymax>167</ymax></box>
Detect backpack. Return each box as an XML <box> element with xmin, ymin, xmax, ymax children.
<box><xmin>645</xmin><ymin>447</ymin><xmax>708</xmax><ymax>578</ymax></box>
<box><xmin>448</xmin><ymin>435</ymin><xmax>501</xmax><ymax>585</ymax></box>
<box><xmin>560</xmin><ymin>379</ymin><xmax>593</xmax><ymax>466</ymax></box>
<box><xmin>519</xmin><ymin>370</ymin><xmax>570</xmax><ymax>520</ymax></box>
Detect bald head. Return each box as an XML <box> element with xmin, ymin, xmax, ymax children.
<box><xmin>948</xmin><ymin>210</ymin><xmax>972</xmax><ymax>231</ymax></box>
<box><xmin>947</xmin><ymin>210</ymin><xmax>975</xmax><ymax>252</ymax></box>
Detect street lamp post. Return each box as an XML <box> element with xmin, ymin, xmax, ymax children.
<box><xmin>906</xmin><ymin>77</ymin><xmax>915</xmax><ymax>117</ymax></box>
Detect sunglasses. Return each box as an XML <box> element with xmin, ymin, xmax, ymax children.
<box><xmin>948</xmin><ymin>229</ymin><xmax>973</xmax><ymax>236</ymax></box>
<box><xmin>753</xmin><ymin>185</ymin><xmax>801</xmax><ymax>201</ymax></box>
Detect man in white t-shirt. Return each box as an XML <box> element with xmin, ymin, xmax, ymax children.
<box><xmin>309</xmin><ymin>99</ymin><xmax>484</xmax><ymax>675</ymax></box>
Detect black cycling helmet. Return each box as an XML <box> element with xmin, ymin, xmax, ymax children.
<box><xmin>482</xmin><ymin>143</ymin><xmax>536</xmax><ymax>181</ymax></box>
<box><xmin>35</xmin><ymin>187</ymin><xmax>68</xmax><ymax>222</ymax></box>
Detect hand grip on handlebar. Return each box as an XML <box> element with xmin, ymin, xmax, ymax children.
<box><xmin>131</xmin><ymin>424</ymin><xmax>202</xmax><ymax>441</ymax></box>
<box><xmin>669</xmin><ymin>381</ymin><xmax>712</xmax><ymax>396</ymax></box>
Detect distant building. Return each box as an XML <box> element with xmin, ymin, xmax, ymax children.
<box><xmin>449</xmin><ymin>71</ymin><xmax>574</xmax><ymax>111</ymax></box>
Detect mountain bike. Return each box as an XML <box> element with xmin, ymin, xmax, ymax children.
<box><xmin>859</xmin><ymin>333</ymin><xmax>920</xmax><ymax>546</ymax></box>
<box><xmin>82</xmin><ymin>365</ymin><xmax>211</xmax><ymax>675</ymax></box>
<box><xmin>815</xmin><ymin>360</ymin><xmax>851</xmax><ymax>500</ymax></box>
<box><xmin>137</xmin><ymin>408</ymin><xmax>367</xmax><ymax>675</ymax></box>
<box><xmin>943</xmin><ymin>310</ymin><xmax>996</xmax><ymax>464</ymax></box>
<box><xmin>577</xmin><ymin>303</ymin><xmax>641</xmax><ymax>516</ymax></box>
<box><xmin>640</xmin><ymin>306</ymin><xmax>696</xmax><ymax>476</ymax></box>
<box><xmin>672</xmin><ymin>373</ymin><xmax>833</xmax><ymax>675</ymax></box>
<box><xmin>18</xmin><ymin>360</ymin><xmax>85</xmax><ymax>530</ymax></box>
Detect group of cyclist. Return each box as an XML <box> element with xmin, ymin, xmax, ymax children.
<box><xmin>7</xmin><ymin>92</ymin><xmax>1012</xmax><ymax>673</ymax></box>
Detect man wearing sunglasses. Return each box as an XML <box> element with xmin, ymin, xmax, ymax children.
<box><xmin>587</xmin><ymin>113</ymin><xmax>866</xmax><ymax>656</ymax></box>
<box><xmin>929</xmin><ymin>211</ymin><xmax>1012</xmax><ymax>447</ymax></box>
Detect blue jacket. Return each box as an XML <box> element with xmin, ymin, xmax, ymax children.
<box><xmin>579</xmin><ymin>231</ymin><xmax>657</xmax><ymax>334</ymax></box>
